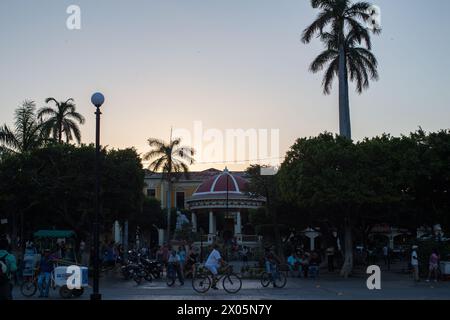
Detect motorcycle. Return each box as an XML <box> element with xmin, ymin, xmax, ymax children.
<box><xmin>140</xmin><ymin>258</ymin><xmax>164</xmax><ymax>280</ymax></box>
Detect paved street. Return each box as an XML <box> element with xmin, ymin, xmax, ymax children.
<box><xmin>13</xmin><ymin>271</ymin><xmax>450</xmax><ymax>300</ymax></box>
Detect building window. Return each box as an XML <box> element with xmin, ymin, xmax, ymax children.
<box><xmin>147</xmin><ymin>188</ymin><xmax>156</xmax><ymax>198</ymax></box>
<box><xmin>176</xmin><ymin>192</ymin><xmax>185</xmax><ymax>209</ymax></box>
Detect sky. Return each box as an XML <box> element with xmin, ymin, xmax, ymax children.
<box><xmin>1</xmin><ymin>0</ymin><xmax>450</xmax><ymax>171</ymax></box>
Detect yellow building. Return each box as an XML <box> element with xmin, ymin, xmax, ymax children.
<box><xmin>143</xmin><ymin>168</ymin><xmax>223</xmax><ymax>209</ymax></box>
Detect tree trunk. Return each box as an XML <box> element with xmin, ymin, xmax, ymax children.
<box><xmin>166</xmin><ymin>181</ymin><xmax>172</xmax><ymax>242</ymax></box>
<box><xmin>58</xmin><ymin>122</ymin><xmax>63</xmax><ymax>143</ymax></box>
<box><xmin>340</xmin><ymin>217</ymin><xmax>353</xmax><ymax>278</ymax></box>
<box><xmin>270</xmin><ymin>208</ymin><xmax>284</xmax><ymax>260</ymax></box>
<box><xmin>338</xmin><ymin>43</ymin><xmax>351</xmax><ymax>139</ymax></box>
<box><xmin>266</xmin><ymin>193</ymin><xmax>284</xmax><ymax>260</ymax></box>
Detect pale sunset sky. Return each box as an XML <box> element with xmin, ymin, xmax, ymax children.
<box><xmin>1</xmin><ymin>0</ymin><xmax>450</xmax><ymax>171</ymax></box>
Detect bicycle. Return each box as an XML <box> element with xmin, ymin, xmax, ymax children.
<box><xmin>166</xmin><ymin>262</ymin><xmax>184</xmax><ymax>287</ymax></box>
<box><xmin>260</xmin><ymin>263</ymin><xmax>287</xmax><ymax>288</ymax></box>
<box><xmin>192</xmin><ymin>264</ymin><xmax>242</xmax><ymax>294</ymax></box>
<box><xmin>20</xmin><ymin>268</ymin><xmax>84</xmax><ymax>299</ymax></box>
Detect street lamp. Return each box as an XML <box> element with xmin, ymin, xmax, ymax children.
<box><xmin>90</xmin><ymin>92</ymin><xmax>104</xmax><ymax>301</ymax></box>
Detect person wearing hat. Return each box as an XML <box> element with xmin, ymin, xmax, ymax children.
<box><xmin>411</xmin><ymin>245</ymin><xmax>419</xmax><ymax>282</ymax></box>
<box><xmin>37</xmin><ymin>249</ymin><xmax>56</xmax><ymax>298</ymax></box>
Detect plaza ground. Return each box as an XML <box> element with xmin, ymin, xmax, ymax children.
<box><xmin>13</xmin><ymin>269</ymin><xmax>450</xmax><ymax>300</ymax></box>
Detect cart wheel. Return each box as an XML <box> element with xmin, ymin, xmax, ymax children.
<box><xmin>59</xmin><ymin>285</ymin><xmax>73</xmax><ymax>299</ymax></box>
<box><xmin>72</xmin><ymin>288</ymin><xmax>84</xmax><ymax>298</ymax></box>
<box><xmin>21</xmin><ymin>280</ymin><xmax>37</xmax><ymax>297</ymax></box>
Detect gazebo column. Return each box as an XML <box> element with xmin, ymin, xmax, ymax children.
<box><xmin>191</xmin><ymin>212</ymin><xmax>197</xmax><ymax>233</ymax></box>
<box><xmin>208</xmin><ymin>211</ymin><xmax>216</xmax><ymax>243</ymax></box>
<box><xmin>234</xmin><ymin>211</ymin><xmax>242</xmax><ymax>243</ymax></box>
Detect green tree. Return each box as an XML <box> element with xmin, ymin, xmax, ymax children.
<box><xmin>0</xmin><ymin>100</ymin><xmax>45</xmax><ymax>155</ymax></box>
<box><xmin>38</xmin><ymin>98</ymin><xmax>85</xmax><ymax>144</ymax></box>
<box><xmin>411</xmin><ymin>129</ymin><xmax>450</xmax><ymax>228</ymax></box>
<box><xmin>302</xmin><ymin>0</ymin><xmax>380</xmax><ymax>139</ymax></box>
<box><xmin>278</xmin><ymin>133</ymin><xmax>360</xmax><ymax>276</ymax></box>
<box><xmin>143</xmin><ymin>137</ymin><xmax>195</xmax><ymax>241</ymax></box>
<box><xmin>0</xmin><ymin>144</ymin><xmax>145</xmax><ymax>241</ymax></box>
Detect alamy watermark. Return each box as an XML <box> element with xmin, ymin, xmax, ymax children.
<box><xmin>66</xmin><ymin>5</ymin><xmax>81</xmax><ymax>30</ymax></box>
<box><xmin>172</xmin><ymin>121</ymin><xmax>280</xmax><ymax>175</ymax></box>
<box><xmin>366</xmin><ymin>265</ymin><xmax>381</xmax><ymax>290</ymax></box>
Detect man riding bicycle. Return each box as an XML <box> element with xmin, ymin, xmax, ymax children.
<box><xmin>264</xmin><ymin>247</ymin><xmax>281</xmax><ymax>287</ymax></box>
<box><xmin>204</xmin><ymin>243</ymin><xmax>225</xmax><ymax>290</ymax></box>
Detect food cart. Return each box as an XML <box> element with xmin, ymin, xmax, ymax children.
<box><xmin>20</xmin><ymin>230</ymin><xmax>89</xmax><ymax>299</ymax></box>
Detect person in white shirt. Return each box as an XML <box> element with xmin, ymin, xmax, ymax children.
<box><xmin>411</xmin><ymin>245</ymin><xmax>419</xmax><ymax>282</ymax></box>
<box><xmin>167</xmin><ymin>250</ymin><xmax>184</xmax><ymax>285</ymax></box>
<box><xmin>205</xmin><ymin>244</ymin><xmax>224</xmax><ymax>289</ymax></box>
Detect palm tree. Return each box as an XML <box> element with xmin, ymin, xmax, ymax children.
<box><xmin>143</xmin><ymin>137</ymin><xmax>195</xmax><ymax>241</ymax></box>
<box><xmin>302</xmin><ymin>0</ymin><xmax>380</xmax><ymax>277</ymax></box>
<box><xmin>0</xmin><ymin>100</ymin><xmax>45</xmax><ymax>155</ymax></box>
<box><xmin>38</xmin><ymin>98</ymin><xmax>85</xmax><ymax>144</ymax></box>
<box><xmin>302</xmin><ymin>0</ymin><xmax>380</xmax><ymax>139</ymax></box>
<box><xmin>311</xmin><ymin>29</ymin><xmax>379</xmax><ymax>98</ymax></box>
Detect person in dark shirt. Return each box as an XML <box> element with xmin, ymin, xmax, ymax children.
<box><xmin>264</xmin><ymin>247</ymin><xmax>281</xmax><ymax>286</ymax></box>
<box><xmin>308</xmin><ymin>251</ymin><xmax>321</xmax><ymax>279</ymax></box>
<box><xmin>184</xmin><ymin>246</ymin><xmax>198</xmax><ymax>279</ymax></box>
<box><xmin>38</xmin><ymin>249</ymin><xmax>55</xmax><ymax>298</ymax></box>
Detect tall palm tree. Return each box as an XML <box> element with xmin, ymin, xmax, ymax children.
<box><xmin>143</xmin><ymin>137</ymin><xmax>195</xmax><ymax>241</ymax></box>
<box><xmin>38</xmin><ymin>98</ymin><xmax>85</xmax><ymax>144</ymax></box>
<box><xmin>302</xmin><ymin>0</ymin><xmax>380</xmax><ymax>139</ymax></box>
<box><xmin>310</xmin><ymin>29</ymin><xmax>379</xmax><ymax>97</ymax></box>
<box><xmin>0</xmin><ymin>100</ymin><xmax>45</xmax><ymax>155</ymax></box>
<box><xmin>302</xmin><ymin>0</ymin><xmax>380</xmax><ymax>277</ymax></box>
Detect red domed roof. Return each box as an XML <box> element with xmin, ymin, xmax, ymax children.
<box><xmin>194</xmin><ymin>168</ymin><xmax>248</xmax><ymax>194</ymax></box>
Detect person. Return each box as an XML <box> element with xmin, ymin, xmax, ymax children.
<box><xmin>23</xmin><ymin>242</ymin><xmax>37</xmax><ymax>278</ymax></box>
<box><xmin>264</xmin><ymin>247</ymin><xmax>281</xmax><ymax>287</ymax></box>
<box><xmin>241</xmin><ymin>246</ymin><xmax>249</xmax><ymax>267</ymax></box>
<box><xmin>301</xmin><ymin>252</ymin><xmax>310</xmax><ymax>278</ymax></box>
<box><xmin>426</xmin><ymin>249</ymin><xmax>440</xmax><ymax>283</ymax></box>
<box><xmin>37</xmin><ymin>249</ymin><xmax>55</xmax><ymax>298</ymax></box>
<box><xmin>309</xmin><ymin>251</ymin><xmax>321</xmax><ymax>279</ymax></box>
<box><xmin>326</xmin><ymin>246</ymin><xmax>335</xmax><ymax>272</ymax></box>
<box><xmin>178</xmin><ymin>246</ymin><xmax>186</xmax><ymax>277</ymax></box>
<box><xmin>0</xmin><ymin>237</ymin><xmax>17</xmax><ymax>300</ymax></box>
<box><xmin>184</xmin><ymin>246</ymin><xmax>198</xmax><ymax>278</ymax></box>
<box><xmin>411</xmin><ymin>245</ymin><xmax>419</xmax><ymax>282</ymax></box>
<box><xmin>162</xmin><ymin>244</ymin><xmax>170</xmax><ymax>265</ymax></box>
<box><xmin>156</xmin><ymin>245</ymin><xmax>164</xmax><ymax>263</ymax></box>
<box><xmin>287</xmin><ymin>252</ymin><xmax>301</xmax><ymax>277</ymax></box>
<box><xmin>103</xmin><ymin>241</ymin><xmax>116</xmax><ymax>268</ymax></box>
<box><xmin>205</xmin><ymin>244</ymin><xmax>224</xmax><ymax>290</ymax></box>
<box><xmin>167</xmin><ymin>250</ymin><xmax>184</xmax><ymax>285</ymax></box>
<box><xmin>383</xmin><ymin>244</ymin><xmax>391</xmax><ymax>270</ymax></box>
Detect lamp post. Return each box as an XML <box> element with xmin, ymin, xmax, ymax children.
<box><xmin>90</xmin><ymin>92</ymin><xmax>104</xmax><ymax>301</ymax></box>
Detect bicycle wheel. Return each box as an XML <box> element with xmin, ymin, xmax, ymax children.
<box><xmin>166</xmin><ymin>274</ymin><xmax>176</xmax><ymax>287</ymax></box>
<box><xmin>72</xmin><ymin>288</ymin><xmax>84</xmax><ymax>298</ymax></box>
<box><xmin>21</xmin><ymin>280</ymin><xmax>37</xmax><ymax>297</ymax></box>
<box><xmin>274</xmin><ymin>272</ymin><xmax>287</xmax><ymax>288</ymax></box>
<box><xmin>223</xmin><ymin>274</ymin><xmax>242</xmax><ymax>294</ymax></box>
<box><xmin>192</xmin><ymin>273</ymin><xmax>211</xmax><ymax>293</ymax></box>
<box><xmin>59</xmin><ymin>285</ymin><xmax>73</xmax><ymax>299</ymax></box>
<box><xmin>260</xmin><ymin>272</ymin><xmax>271</xmax><ymax>288</ymax></box>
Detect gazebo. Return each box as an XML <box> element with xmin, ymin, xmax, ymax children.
<box><xmin>186</xmin><ymin>168</ymin><xmax>265</xmax><ymax>246</ymax></box>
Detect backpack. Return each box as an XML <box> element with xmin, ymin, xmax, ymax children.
<box><xmin>0</xmin><ymin>254</ymin><xmax>10</xmax><ymax>285</ymax></box>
